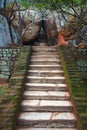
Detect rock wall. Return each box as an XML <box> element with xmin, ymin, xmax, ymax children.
<box><xmin>0</xmin><ymin>15</ymin><xmax>18</xmax><ymax>47</ymax></box>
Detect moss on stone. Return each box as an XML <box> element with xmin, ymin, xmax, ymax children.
<box><xmin>0</xmin><ymin>46</ymin><xmax>31</xmax><ymax>130</ymax></box>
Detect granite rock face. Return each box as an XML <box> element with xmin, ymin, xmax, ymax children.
<box><xmin>79</xmin><ymin>25</ymin><xmax>87</xmax><ymax>44</ymax></box>
<box><xmin>0</xmin><ymin>15</ymin><xmax>18</xmax><ymax>47</ymax></box>
<box><xmin>12</xmin><ymin>9</ymin><xmax>41</xmax><ymax>43</ymax></box>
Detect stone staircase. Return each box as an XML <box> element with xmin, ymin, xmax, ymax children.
<box><xmin>16</xmin><ymin>43</ymin><xmax>78</xmax><ymax>130</ymax></box>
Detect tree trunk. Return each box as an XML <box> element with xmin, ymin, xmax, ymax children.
<box><xmin>7</xmin><ymin>18</ymin><xmax>14</xmax><ymax>45</ymax></box>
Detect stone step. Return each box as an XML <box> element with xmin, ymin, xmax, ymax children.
<box><xmin>30</xmin><ymin>59</ymin><xmax>61</xmax><ymax>62</ymax></box>
<box><xmin>32</xmin><ymin>52</ymin><xmax>57</xmax><ymax>55</ymax></box>
<box><xmin>31</xmin><ymin>55</ymin><xmax>60</xmax><ymax>58</ymax></box>
<box><xmin>31</xmin><ymin>58</ymin><xmax>60</xmax><ymax>61</ymax></box>
<box><xmin>23</xmin><ymin>91</ymin><xmax>70</xmax><ymax>100</ymax></box>
<box><xmin>32</xmin><ymin>46</ymin><xmax>56</xmax><ymax>51</ymax></box>
<box><xmin>25</xmin><ymin>83</ymin><xmax>68</xmax><ymax>91</ymax></box>
<box><xmin>28</xmin><ymin>70</ymin><xmax>64</xmax><ymax>76</ymax></box>
<box><xmin>17</xmin><ymin>128</ymin><xmax>78</xmax><ymax>130</ymax></box>
<box><xmin>30</xmin><ymin>60</ymin><xmax>61</xmax><ymax>65</ymax></box>
<box><xmin>26</xmin><ymin>76</ymin><xmax>66</xmax><ymax>84</ymax></box>
<box><xmin>21</xmin><ymin>100</ymin><xmax>73</xmax><ymax>112</ymax></box>
<box><xmin>32</xmin><ymin>50</ymin><xmax>57</xmax><ymax>53</ymax></box>
<box><xmin>30</xmin><ymin>62</ymin><xmax>60</xmax><ymax>65</ymax></box>
<box><xmin>18</xmin><ymin>112</ymin><xmax>76</xmax><ymax>128</ymax></box>
<box><xmin>32</xmin><ymin>48</ymin><xmax>57</xmax><ymax>52</ymax></box>
<box><xmin>29</xmin><ymin>65</ymin><xmax>62</xmax><ymax>70</ymax></box>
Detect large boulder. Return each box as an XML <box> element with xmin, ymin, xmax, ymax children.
<box><xmin>12</xmin><ymin>9</ymin><xmax>41</xmax><ymax>43</ymax></box>
<box><xmin>23</xmin><ymin>24</ymin><xmax>40</xmax><ymax>42</ymax></box>
<box><xmin>0</xmin><ymin>15</ymin><xmax>18</xmax><ymax>47</ymax></box>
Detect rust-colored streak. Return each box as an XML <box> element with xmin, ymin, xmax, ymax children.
<box><xmin>57</xmin><ymin>33</ymin><xmax>68</xmax><ymax>46</ymax></box>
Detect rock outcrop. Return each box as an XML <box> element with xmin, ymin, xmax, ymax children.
<box><xmin>0</xmin><ymin>15</ymin><xmax>18</xmax><ymax>47</ymax></box>
<box><xmin>12</xmin><ymin>9</ymin><xmax>41</xmax><ymax>43</ymax></box>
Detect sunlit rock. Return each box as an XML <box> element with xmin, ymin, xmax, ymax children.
<box><xmin>12</xmin><ymin>9</ymin><xmax>41</xmax><ymax>43</ymax></box>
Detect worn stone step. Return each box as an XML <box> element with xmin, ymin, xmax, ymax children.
<box><xmin>32</xmin><ymin>50</ymin><xmax>57</xmax><ymax>53</ymax></box>
<box><xmin>32</xmin><ymin>47</ymin><xmax>56</xmax><ymax>50</ymax></box>
<box><xmin>23</xmin><ymin>91</ymin><xmax>70</xmax><ymax>100</ymax></box>
<box><xmin>17</xmin><ymin>128</ymin><xmax>78</xmax><ymax>130</ymax></box>
<box><xmin>27</xmin><ymin>76</ymin><xmax>66</xmax><ymax>84</ymax></box>
<box><xmin>18</xmin><ymin>112</ymin><xmax>76</xmax><ymax>128</ymax></box>
<box><xmin>32</xmin><ymin>52</ymin><xmax>57</xmax><ymax>55</ymax></box>
<box><xmin>29</xmin><ymin>65</ymin><xmax>62</xmax><ymax>70</ymax></box>
<box><xmin>31</xmin><ymin>58</ymin><xmax>61</xmax><ymax>62</ymax></box>
<box><xmin>32</xmin><ymin>49</ymin><xmax>57</xmax><ymax>52</ymax></box>
<box><xmin>31</xmin><ymin>55</ymin><xmax>60</xmax><ymax>58</ymax></box>
<box><xmin>25</xmin><ymin>83</ymin><xmax>68</xmax><ymax>91</ymax></box>
<box><xmin>30</xmin><ymin>59</ymin><xmax>61</xmax><ymax>62</ymax></box>
<box><xmin>30</xmin><ymin>60</ymin><xmax>61</xmax><ymax>65</ymax></box>
<box><xmin>21</xmin><ymin>100</ymin><xmax>73</xmax><ymax>112</ymax></box>
<box><xmin>30</xmin><ymin>62</ymin><xmax>60</xmax><ymax>65</ymax></box>
<box><xmin>28</xmin><ymin>70</ymin><xmax>64</xmax><ymax>76</ymax></box>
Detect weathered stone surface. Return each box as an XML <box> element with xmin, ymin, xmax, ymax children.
<box><xmin>28</xmin><ymin>70</ymin><xmax>64</xmax><ymax>77</ymax></box>
<box><xmin>23</xmin><ymin>90</ymin><xmax>69</xmax><ymax>97</ymax></box>
<box><xmin>29</xmin><ymin>64</ymin><xmax>62</xmax><ymax>70</ymax></box>
<box><xmin>17</xmin><ymin>128</ymin><xmax>78</xmax><ymax>130</ymax></box>
<box><xmin>12</xmin><ymin>9</ymin><xmax>41</xmax><ymax>43</ymax></box>
<box><xmin>23</xmin><ymin>25</ymin><xmax>40</xmax><ymax>42</ymax></box>
<box><xmin>0</xmin><ymin>15</ymin><xmax>18</xmax><ymax>47</ymax></box>
<box><xmin>27</xmin><ymin>76</ymin><xmax>65</xmax><ymax>84</ymax></box>
<box><xmin>21</xmin><ymin>100</ymin><xmax>73</xmax><ymax>112</ymax></box>
<box><xmin>25</xmin><ymin>83</ymin><xmax>68</xmax><ymax>91</ymax></box>
<box><xmin>18</xmin><ymin>112</ymin><xmax>76</xmax><ymax>127</ymax></box>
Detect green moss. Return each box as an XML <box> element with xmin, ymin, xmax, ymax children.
<box><xmin>0</xmin><ymin>46</ymin><xmax>31</xmax><ymax>130</ymax></box>
<box><xmin>58</xmin><ymin>47</ymin><xmax>83</xmax><ymax>130</ymax></box>
<box><xmin>58</xmin><ymin>48</ymin><xmax>72</xmax><ymax>92</ymax></box>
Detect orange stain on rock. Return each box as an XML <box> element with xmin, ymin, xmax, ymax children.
<box><xmin>57</xmin><ymin>32</ymin><xmax>68</xmax><ymax>46</ymax></box>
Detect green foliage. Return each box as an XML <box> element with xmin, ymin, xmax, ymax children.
<box><xmin>18</xmin><ymin>0</ymin><xmax>30</xmax><ymax>8</ymax></box>
<box><xmin>16</xmin><ymin>0</ymin><xmax>87</xmax><ymax>12</ymax></box>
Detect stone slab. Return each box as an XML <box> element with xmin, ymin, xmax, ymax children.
<box><xmin>27</xmin><ymin>76</ymin><xmax>65</xmax><ymax>80</ymax></box>
<box><xmin>31</xmin><ymin>55</ymin><xmax>60</xmax><ymax>58</ymax></box>
<box><xmin>25</xmin><ymin>83</ymin><xmax>68</xmax><ymax>91</ymax></box>
<box><xmin>27</xmin><ymin>76</ymin><xmax>65</xmax><ymax>83</ymax></box>
<box><xmin>23</xmin><ymin>91</ymin><xmax>70</xmax><ymax>97</ymax></box>
<box><xmin>29</xmin><ymin>65</ymin><xmax>62</xmax><ymax>70</ymax></box>
<box><xmin>28</xmin><ymin>70</ymin><xmax>64</xmax><ymax>77</ymax></box>
<box><xmin>28</xmin><ymin>70</ymin><xmax>64</xmax><ymax>76</ymax></box>
<box><xmin>25</xmin><ymin>83</ymin><xmax>67</xmax><ymax>88</ymax></box>
<box><xmin>21</xmin><ymin>100</ymin><xmax>72</xmax><ymax>107</ymax></box>
<box><xmin>21</xmin><ymin>100</ymin><xmax>73</xmax><ymax>112</ymax></box>
<box><xmin>23</xmin><ymin>91</ymin><xmax>70</xmax><ymax>100</ymax></box>
<box><xmin>17</xmin><ymin>128</ymin><xmax>77</xmax><ymax>130</ymax></box>
<box><xmin>32</xmin><ymin>52</ymin><xmax>58</xmax><ymax>55</ymax></box>
<box><xmin>29</xmin><ymin>65</ymin><xmax>62</xmax><ymax>67</ymax></box>
<box><xmin>19</xmin><ymin>112</ymin><xmax>76</xmax><ymax>120</ymax></box>
<box><xmin>31</xmin><ymin>59</ymin><xmax>61</xmax><ymax>62</ymax></box>
<box><xmin>30</xmin><ymin>62</ymin><xmax>60</xmax><ymax>65</ymax></box>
